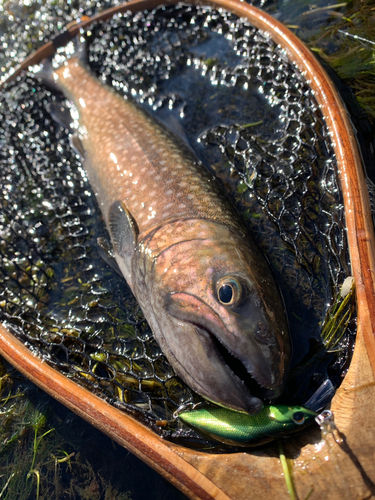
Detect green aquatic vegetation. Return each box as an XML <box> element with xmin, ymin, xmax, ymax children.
<box><xmin>321</xmin><ymin>277</ymin><xmax>355</xmax><ymax>352</ymax></box>
<box><xmin>278</xmin><ymin>442</ymin><xmax>297</xmax><ymax>500</ymax></box>
<box><xmin>27</xmin><ymin>470</ymin><xmax>40</xmax><ymax>500</ymax></box>
<box><xmin>0</xmin><ymin>358</ymin><xmax>185</xmax><ymax>500</ymax></box>
<box><xmin>241</xmin><ymin>120</ymin><xmax>264</xmax><ymax>128</ymax></box>
<box><xmin>0</xmin><ymin>386</ymin><xmax>62</xmax><ymax>499</ymax></box>
<box><xmin>316</xmin><ymin>42</ymin><xmax>375</xmax><ymax>79</ymax></box>
<box><xmin>289</xmin><ymin>0</ymin><xmax>375</xmax><ymax>119</ymax></box>
<box><xmin>287</xmin><ymin>277</ymin><xmax>356</xmax><ymax>399</ymax></box>
<box><xmin>28</xmin><ymin>408</ymin><xmax>54</xmax><ymax>472</ymax></box>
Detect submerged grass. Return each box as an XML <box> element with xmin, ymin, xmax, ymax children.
<box><xmin>287</xmin><ymin>277</ymin><xmax>356</xmax><ymax>397</ymax></box>
<box><xmin>292</xmin><ymin>0</ymin><xmax>375</xmax><ymax>120</ymax></box>
<box><xmin>321</xmin><ymin>277</ymin><xmax>356</xmax><ymax>352</ymax></box>
<box><xmin>0</xmin><ymin>362</ymin><xmax>184</xmax><ymax>500</ymax></box>
<box><xmin>0</xmin><ymin>384</ymin><xmax>130</xmax><ymax>500</ymax></box>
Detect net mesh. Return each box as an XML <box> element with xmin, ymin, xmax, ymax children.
<box><xmin>0</xmin><ymin>4</ymin><xmax>353</xmax><ymax>448</ymax></box>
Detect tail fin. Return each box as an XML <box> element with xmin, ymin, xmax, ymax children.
<box><xmin>33</xmin><ymin>56</ymin><xmax>61</xmax><ymax>92</ymax></box>
<box><xmin>72</xmin><ymin>32</ymin><xmax>88</xmax><ymax>64</ymax></box>
<box><xmin>34</xmin><ymin>31</ymin><xmax>88</xmax><ymax>86</ymax></box>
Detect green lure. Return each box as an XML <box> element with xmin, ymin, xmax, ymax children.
<box><xmin>179</xmin><ymin>404</ymin><xmax>317</xmax><ymax>446</ymax></box>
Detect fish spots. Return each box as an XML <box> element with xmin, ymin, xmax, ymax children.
<box><xmin>110</xmin><ymin>152</ymin><xmax>118</xmax><ymax>164</ymax></box>
<box><xmin>148</xmin><ymin>206</ymin><xmax>156</xmax><ymax>219</ymax></box>
<box><xmin>62</xmin><ymin>67</ymin><xmax>71</xmax><ymax>80</ymax></box>
<box><xmin>56</xmin><ymin>59</ymin><xmax>238</xmax><ymax>235</ymax></box>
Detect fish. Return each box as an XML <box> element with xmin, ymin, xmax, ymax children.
<box><xmin>43</xmin><ymin>46</ymin><xmax>291</xmax><ymax>414</ymax></box>
<box><xmin>179</xmin><ymin>404</ymin><xmax>317</xmax><ymax>446</ymax></box>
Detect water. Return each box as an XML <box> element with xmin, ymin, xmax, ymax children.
<box><xmin>0</xmin><ymin>0</ymin><xmax>373</xmax><ymax>498</ymax></box>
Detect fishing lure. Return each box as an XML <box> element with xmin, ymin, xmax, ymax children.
<box><xmin>179</xmin><ymin>404</ymin><xmax>317</xmax><ymax>446</ymax></box>
<box><xmin>179</xmin><ymin>379</ymin><xmax>333</xmax><ymax>446</ymax></box>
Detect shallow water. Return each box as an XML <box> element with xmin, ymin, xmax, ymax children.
<box><xmin>0</xmin><ymin>0</ymin><xmax>373</xmax><ymax>498</ymax></box>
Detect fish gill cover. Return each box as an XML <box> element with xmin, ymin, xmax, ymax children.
<box><xmin>0</xmin><ymin>4</ymin><xmax>354</xmax><ymax>448</ymax></box>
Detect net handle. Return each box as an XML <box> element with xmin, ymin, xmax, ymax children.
<box><xmin>0</xmin><ymin>323</ymin><xmax>228</xmax><ymax>500</ymax></box>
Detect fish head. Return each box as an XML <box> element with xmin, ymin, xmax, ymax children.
<box><xmin>141</xmin><ymin>220</ymin><xmax>291</xmax><ymax>414</ymax></box>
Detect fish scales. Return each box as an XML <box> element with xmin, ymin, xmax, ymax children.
<box><xmin>50</xmin><ymin>54</ymin><xmax>291</xmax><ymax>414</ymax></box>
<box><xmin>55</xmin><ymin>59</ymin><xmax>238</xmax><ymax>238</ymax></box>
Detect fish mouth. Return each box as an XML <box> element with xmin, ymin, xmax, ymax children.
<box><xmin>165</xmin><ymin>292</ymin><xmax>282</xmax><ymax>410</ymax></box>
<box><xmin>207</xmin><ymin>327</ymin><xmax>269</xmax><ymax>401</ymax></box>
<box><xmin>194</xmin><ymin>324</ymin><xmax>269</xmax><ymax>400</ymax></box>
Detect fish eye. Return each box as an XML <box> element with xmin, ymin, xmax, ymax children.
<box><xmin>292</xmin><ymin>411</ymin><xmax>305</xmax><ymax>425</ymax></box>
<box><xmin>216</xmin><ymin>277</ymin><xmax>242</xmax><ymax>306</ymax></box>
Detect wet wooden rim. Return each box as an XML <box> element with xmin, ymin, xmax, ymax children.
<box><xmin>1</xmin><ymin>1</ymin><xmax>375</xmax><ymax>499</ymax></box>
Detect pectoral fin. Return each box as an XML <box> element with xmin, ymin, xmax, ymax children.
<box><xmin>108</xmin><ymin>201</ymin><xmax>138</xmax><ymax>287</ymax></box>
<box><xmin>47</xmin><ymin>102</ymin><xmax>72</xmax><ymax>129</ymax></box>
<box><xmin>70</xmin><ymin>134</ymin><xmax>86</xmax><ymax>158</ymax></box>
<box><xmin>97</xmin><ymin>237</ymin><xmax>122</xmax><ymax>277</ymax></box>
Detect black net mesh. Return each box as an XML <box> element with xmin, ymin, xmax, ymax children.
<box><xmin>0</xmin><ymin>4</ymin><xmax>353</xmax><ymax>448</ymax></box>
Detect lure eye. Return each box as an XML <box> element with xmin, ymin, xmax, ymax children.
<box><xmin>216</xmin><ymin>278</ymin><xmax>242</xmax><ymax>306</ymax></box>
<box><xmin>292</xmin><ymin>411</ymin><xmax>306</xmax><ymax>425</ymax></box>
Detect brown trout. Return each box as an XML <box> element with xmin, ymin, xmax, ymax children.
<box><xmin>47</xmin><ymin>53</ymin><xmax>291</xmax><ymax>414</ymax></box>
